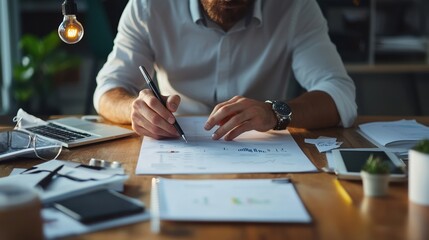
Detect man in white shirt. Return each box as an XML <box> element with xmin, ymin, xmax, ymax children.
<box><xmin>94</xmin><ymin>0</ymin><xmax>357</xmax><ymax>141</ymax></box>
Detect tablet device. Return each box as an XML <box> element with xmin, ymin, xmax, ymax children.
<box><xmin>53</xmin><ymin>189</ymin><xmax>145</xmax><ymax>224</ymax></box>
<box><xmin>332</xmin><ymin>148</ymin><xmax>407</xmax><ymax>181</ymax></box>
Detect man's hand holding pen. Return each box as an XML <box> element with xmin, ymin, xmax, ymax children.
<box><xmin>134</xmin><ymin>66</ymin><xmax>276</xmax><ymax>142</ymax></box>
<box><xmin>131</xmin><ymin>88</ymin><xmax>182</xmax><ymax>140</ymax></box>
<box><xmin>135</xmin><ymin>66</ymin><xmax>187</xmax><ymax>142</ymax></box>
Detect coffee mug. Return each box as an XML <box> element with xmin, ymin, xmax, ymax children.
<box><xmin>0</xmin><ymin>183</ymin><xmax>44</xmax><ymax>240</ymax></box>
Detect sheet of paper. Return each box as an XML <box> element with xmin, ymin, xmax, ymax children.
<box><xmin>154</xmin><ymin>178</ymin><xmax>311</xmax><ymax>223</ymax></box>
<box><xmin>1</xmin><ymin>160</ymin><xmax>128</xmax><ymax>203</ymax></box>
<box><xmin>136</xmin><ymin>116</ymin><xmax>317</xmax><ymax>174</ymax></box>
<box><xmin>305</xmin><ymin>136</ymin><xmax>342</xmax><ymax>152</ymax></box>
<box><xmin>10</xmin><ymin>160</ymin><xmax>125</xmax><ymax>192</ymax></box>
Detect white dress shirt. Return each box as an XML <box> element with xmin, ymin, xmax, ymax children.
<box><xmin>94</xmin><ymin>0</ymin><xmax>357</xmax><ymax>127</ymax></box>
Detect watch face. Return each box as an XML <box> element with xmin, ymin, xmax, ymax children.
<box><xmin>273</xmin><ymin>101</ymin><xmax>292</xmax><ymax>117</ymax></box>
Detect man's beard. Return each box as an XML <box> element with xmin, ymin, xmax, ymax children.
<box><xmin>200</xmin><ymin>0</ymin><xmax>254</xmax><ymax>28</ymax></box>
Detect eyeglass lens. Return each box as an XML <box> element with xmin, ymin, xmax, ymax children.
<box><xmin>0</xmin><ymin>131</ymin><xmax>62</xmax><ymax>160</ymax></box>
<box><xmin>0</xmin><ymin>131</ymin><xmax>31</xmax><ymax>153</ymax></box>
<box><xmin>34</xmin><ymin>135</ymin><xmax>63</xmax><ymax>160</ymax></box>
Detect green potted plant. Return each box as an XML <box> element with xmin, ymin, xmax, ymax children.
<box><xmin>360</xmin><ymin>154</ymin><xmax>390</xmax><ymax>197</ymax></box>
<box><xmin>12</xmin><ymin>31</ymin><xmax>81</xmax><ymax>114</ymax></box>
<box><xmin>409</xmin><ymin>139</ymin><xmax>429</xmax><ymax>205</ymax></box>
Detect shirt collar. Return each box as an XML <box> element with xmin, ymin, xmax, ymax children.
<box><xmin>251</xmin><ymin>0</ymin><xmax>262</xmax><ymax>26</ymax></box>
<box><xmin>189</xmin><ymin>0</ymin><xmax>204</xmax><ymax>24</ymax></box>
<box><xmin>189</xmin><ymin>0</ymin><xmax>262</xmax><ymax>26</ymax></box>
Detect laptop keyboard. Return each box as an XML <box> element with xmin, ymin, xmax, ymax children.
<box><xmin>26</xmin><ymin>123</ymin><xmax>93</xmax><ymax>143</ymax></box>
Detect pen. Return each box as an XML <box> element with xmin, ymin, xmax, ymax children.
<box><xmin>35</xmin><ymin>164</ymin><xmax>64</xmax><ymax>190</ymax></box>
<box><xmin>139</xmin><ymin>65</ymin><xmax>188</xmax><ymax>143</ymax></box>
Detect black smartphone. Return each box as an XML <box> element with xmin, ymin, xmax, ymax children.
<box><xmin>53</xmin><ymin>189</ymin><xmax>145</xmax><ymax>224</ymax></box>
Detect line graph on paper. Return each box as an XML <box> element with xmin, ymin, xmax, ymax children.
<box><xmin>136</xmin><ymin>116</ymin><xmax>317</xmax><ymax>174</ymax></box>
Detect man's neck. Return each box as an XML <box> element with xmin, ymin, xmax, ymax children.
<box><xmin>211</xmin><ymin>18</ymin><xmax>236</xmax><ymax>32</ymax></box>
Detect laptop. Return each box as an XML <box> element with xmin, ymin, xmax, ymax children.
<box><xmin>21</xmin><ymin>117</ymin><xmax>134</xmax><ymax>148</ymax></box>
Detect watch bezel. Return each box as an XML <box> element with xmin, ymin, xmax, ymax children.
<box><xmin>265</xmin><ymin>100</ymin><xmax>292</xmax><ymax>130</ymax></box>
<box><xmin>272</xmin><ymin>101</ymin><xmax>292</xmax><ymax>118</ymax></box>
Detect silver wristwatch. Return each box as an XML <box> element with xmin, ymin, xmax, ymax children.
<box><xmin>265</xmin><ymin>100</ymin><xmax>292</xmax><ymax>130</ymax></box>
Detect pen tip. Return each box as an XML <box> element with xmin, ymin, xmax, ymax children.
<box><xmin>182</xmin><ymin>135</ymin><xmax>188</xmax><ymax>143</ymax></box>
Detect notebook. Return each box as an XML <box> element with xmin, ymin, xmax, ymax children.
<box><xmin>358</xmin><ymin>119</ymin><xmax>429</xmax><ymax>152</ymax></box>
<box><xmin>150</xmin><ymin>177</ymin><xmax>312</xmax><ymax>225</ymax></box>
<box><xmin>15</xmin><ymin>109</ymin><xmax>134</xmax><ymax>148</ymax></box>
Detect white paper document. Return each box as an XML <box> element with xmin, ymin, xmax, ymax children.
<box><xmin>136</xmin><ymin>116</ymin><xmax>316</xmax><ymax>174</ymax></box>
<box><xmin>152</xmin><ymin>178</ymin><xmax>311</xmax><ymax>223</ymax></box>
<box><xmin>1</xmin><ymin>160</ymin><xmax>128</xmax><ymax>203</ymax></box>
<box><xmin>359</xmin><ymin>120</ymin><xmax>429</xmax><ymax>152</ymax></box>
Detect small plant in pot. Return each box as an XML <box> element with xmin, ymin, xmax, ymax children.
<box><xmin>409</xmin><ymin>139</ymin><xmax>429</xmax><ymax>205</ymax></box>
<box><xmin>361</xmin><ymin>154</ymin><xmax>390</xmax><ymax>197</ymax></box>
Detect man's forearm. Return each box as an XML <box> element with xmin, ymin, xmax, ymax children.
<box><xmin>288</xmin><ymin>91</ymin><xmax>340</xmax><ymax>129</ymax></box>
<box><xmin>98</xmin><ymin>88</ymin><xmax>136</xmax><ymax>124</ymax></box>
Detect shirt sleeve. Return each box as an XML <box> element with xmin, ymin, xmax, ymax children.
<box><xmin>93</xmin><ymin>0</ymin><xmax>154</xmax><ymax>112</ymax></box>
<box><xmin>291</xmin><ymin>0</ymin><xmax>358</xmax><ymax>128</ymax></box>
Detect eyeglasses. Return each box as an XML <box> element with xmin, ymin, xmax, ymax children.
<box><xmin>0</xmin><ymin>130</ymin><xmax>62</xmax><ymax>161</ymax></box>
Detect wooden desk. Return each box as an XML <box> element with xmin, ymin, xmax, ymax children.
<box><xmin>1</xmin><ymin>116</ymin><xmax>428</xmax><ymax>240</ymax></box>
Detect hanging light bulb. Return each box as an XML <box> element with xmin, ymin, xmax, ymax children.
<box><xmin>58</xmin><ymin>0</ymin><xmax>84</xmax><ymax>44</ymax></box>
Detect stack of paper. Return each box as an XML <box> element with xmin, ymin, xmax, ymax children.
<box><xmin>358</xmin><ymin>120</ymin><xmax>429</xmax><ymax>152</ymax></box>
<box><xmin>1</xmin><ymin>160</ymin><xmax>129</xmax><ymax>203</ymax></box>
<box><xmin>0</xmin><ymin>160</ymin><xmax>148</xmax><ymax>239</ymax></box>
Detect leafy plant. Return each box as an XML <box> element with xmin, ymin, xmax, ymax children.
<box><xmin>362</xmin><ymin>154</ymin><xmax>390</xmax><ymax>174</ymax></box>
<box><xmin>413</xmin><ymin>139</ymin><xmax>429</xmax><ymax>154</ymax></box>
<box><xmin>12</xmin><ymin>31</ymin><xmax>81</xmax><ymax>113</ymax></box>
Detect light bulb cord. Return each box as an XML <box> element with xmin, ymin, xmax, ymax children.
<box><xmin>62</xmin><ymin>0</ymin><xmax>77</xmax><ymax>16</ymax></box>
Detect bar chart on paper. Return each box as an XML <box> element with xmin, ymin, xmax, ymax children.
<box><xmin>136</xmin><ymin>117</ymin><xmax>317</xmax><ymax>174</ymax></box>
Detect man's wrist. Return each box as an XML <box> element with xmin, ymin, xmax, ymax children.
<box><xmin>265</xmin><ymin>100</ymin><xmax>292</xmax><ymax>130</ymax></box>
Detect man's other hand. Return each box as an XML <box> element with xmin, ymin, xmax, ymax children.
<box><xmin>204</xmin><ymin>96</ymin><xmax>277</xmax><ymax>141</ymax></box>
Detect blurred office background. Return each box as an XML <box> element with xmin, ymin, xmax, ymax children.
<box><xmin>0</xmin><ymin>0</ymin><xmax>428</xmax><ymax>118</ymax></box>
